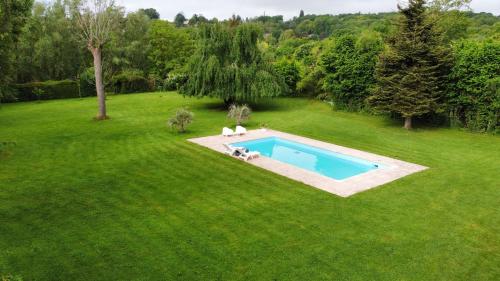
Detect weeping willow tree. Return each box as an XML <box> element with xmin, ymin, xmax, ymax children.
<box><xmin>181</xmin><ymin>23</ymin><xmax>286</xmax><ymax>104</ymax></box>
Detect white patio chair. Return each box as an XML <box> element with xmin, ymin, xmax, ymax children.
<box><xmin>235</xmin><ymin>125</ymin><xmax>247</xmax><ymax>135</ymax></box>
<box><xmin>222</xmin><ymin>127</ymin><xmax>235</xmax><ymax>137</ymax></box>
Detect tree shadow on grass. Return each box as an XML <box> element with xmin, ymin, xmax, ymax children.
<box><xmin>378</xmin><ymin>113</ymin><xmax>450</xmax><ymax>131</ymax></box>
<box><xmin>247</xmin><ymin>99</ymin><xmax>285</xmax><ymax>112</ymax></box>
<box><xmin>190</xmin><ymin>98</ymin><xmax>286</xmax><ymax>112</ymax></box>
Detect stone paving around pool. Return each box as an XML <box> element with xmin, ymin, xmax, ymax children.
<box><xmin>188</xmin><ymin>129</ymin><xmax>428</xmax><ymax>197</ymax></box>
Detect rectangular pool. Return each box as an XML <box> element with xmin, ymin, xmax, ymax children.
<box><xmin>232</xmin><ymin>137</ymin><xmax>379</xmax><ymax>180</ymax></box>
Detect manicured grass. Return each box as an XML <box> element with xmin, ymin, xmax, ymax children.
<box><xmin>1</xmin><ymin>92</ymin><xmax>499</xmax><ymax>280</ymax></box>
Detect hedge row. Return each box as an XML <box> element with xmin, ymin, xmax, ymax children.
<box><xmin>11</xmin><ymin>80</ymin><xmax>92</xmax><ymax>102</ymax></box>
<box><xmin>4</xmin><ymin>73</ymin><xmax>156</xmax><ymax>103</ymax></box>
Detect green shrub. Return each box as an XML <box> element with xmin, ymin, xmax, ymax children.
<box><xmin>163</xmin><ymin>73</ymin><xmax>188</xmax><ymax>91</ymax></box>
<box><xmin>147</xmin><ymin>73</ymin><xmax>163</xmax><ymax>91</ymax></box>
<box><xmin>111</xmin><ymin>70</ymin><xmax>151</xmax><ymax>94</ymax></box>
<box><xmin>167</xmin><ymin>108</ymin><xmax>194</xmax><ymax>133</ymax></box>
<box><xmin>13</xmin><ymin>80</ymin><xmax>80</xmax><ymax>101</ymax></box>
<box><xmin>33</xmin><ymin>87</ymin><xmax>45</xmax><ymax>101</ymax></box>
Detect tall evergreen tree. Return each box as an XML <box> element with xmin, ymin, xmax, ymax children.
<box><xmin>181</xmin><ymin>23</ymin><xmax>286</xmax><ymax>104</ymax></box>
<box><xmin>367</xmin><ymin>0</ymin><xmax>450</xmax><ymax>129</ymax></box>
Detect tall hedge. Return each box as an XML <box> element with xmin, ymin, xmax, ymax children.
<box><xmin>13</xmin><ymin>80</ymin><xmax>87</xmax><ymax>101</ymax></box>
<box><xmin>448</xmin><ymin>40</ymin><xmax>500</xmax><ymax>132</ymax></box>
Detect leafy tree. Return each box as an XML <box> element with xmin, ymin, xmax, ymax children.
<box><xmin>297</xmin><ymin>68</ymin><xmax>325</xmax><ymax>97</ymax></box>
<box><xmin>181</xmin><ymin>23</ymin><xmax>286</xmax><ymax>104</ymax></box>
<box><xmin>74</xmin><ymin>0</ymin><xmax>120</xmax><ymax>120</ymax></box>
<box><xmin>274</xmin><ymin>58</ymin><xmax>300</xmax><ymax>94</ymax></box>
<box><xmin>148</xmin><ymin>20</ymin><xmax>194</xmax><ymax>78</ymax></box>
<box><xmin>429</xmin><ymin>0</ymin><xmax>472</xmax><ymax>42</ymax></box>
<box><xmin>278</xmin><ymin>29</ymin><xmax>296</xmax><ymax>41</ymax></box>
<box><xmin>105</xmin><ymin>10</ymin><xmax>151</xmax><ymax>75</ymax></box>
<box><xmin>139</xmin><ymin>8</ymin><xmax>159</xmax><ymax>20</ymax></box>
<box><xmin>429</xmin><ymin>0</ymin><xmax>471</xmax><ymax>11</ymax></box>
<box><xmin>275</xmin><ymin>38</ymin><xmax>307</xmax><ymax>58</ymax></box>
<box><xmin>293</xmin><ymin>41</ymin><xmax>317</xmax><ymax>66</ymax></box>
<box><xmin>312</xmin><ymin>15</ymin><xmax>334</xmax><ymax>38</ymax></box>
<box><xmin>17</xmin><ymin>1</ymin><xmax>84</xmax><ymax>82</ymax></box>
<box><xmin>368</xmin><ymin>0</ymin><xmax>450</xmax><ymax>129</ymax></box>
<box><xmin>321</xmin><ymin>33</ymin><xmax>382</xmax><ymax>110</ymax></box>
<box><xmin>296</xmin><ymin>19</ymin><xmax>314</xmax><ymax>37</ymax></box>
<box><xmin>228</xmin><ymin>14</ymin><xmax>242</xmax><ymax>28</ymax></box>
<box><xmin>187</xmin><ymin>14</ymin><xmax>208</xmax><ymax>26</ymax></box>
<box><xmin>122</xmin><ymin>11</ymin><xmax>151</xmax><ymax>71</ymax></box>
<box><xmin>174</xmin><ymin>12</ymin><xmax>186</xmax><ymax>27</ymax></box>
<box><xmin>0</xmin><ymin>0</ymin><xmax>33</xmax><ymax>101</ymax></box>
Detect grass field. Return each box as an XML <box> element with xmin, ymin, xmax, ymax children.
<box><xmin>1</xmin><ymin>92</ymin><xmax>499</xmax><ymax>280</ymax></box>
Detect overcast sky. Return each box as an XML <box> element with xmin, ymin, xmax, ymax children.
<box><xmin>117</xmin><ymin>0</ymin><xmax>500</xmax><ymax>20</ymax></box>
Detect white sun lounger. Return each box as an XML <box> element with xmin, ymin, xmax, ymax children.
<box><xmin>235</xmin><ymin>125</ymin><xmax>247</xmax><ymax>135</ymax></box>
<box><xmin>223</xmin><ymin>143</ymin><xmax>259</xmax><ymax>161</ymax></box>
<box><xmin>222</xmin><ymin>127</ymin><xmax>236</xmax><ymax>137</ymax></box>
<box><xmin>223</xmin><ymin>143</ymin><xmax>244</xmax><ymax>156</ymax></box>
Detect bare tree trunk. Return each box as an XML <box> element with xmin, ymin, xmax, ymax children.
<box><xmin>91</xmin><ymin>47</ymin><xmax>107</xmax><ymax>120</ymax></box>
<box><xmin>404</xmin><ymin>116</ymin><xmax>412</xmax><ymax>130</ymax></box>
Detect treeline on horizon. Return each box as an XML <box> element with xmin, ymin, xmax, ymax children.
<box><xmin>1</xmin><ymin>0</ymin><xmax>499</xmax><ymax>132</ymax></box>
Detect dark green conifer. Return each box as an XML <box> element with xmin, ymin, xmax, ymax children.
<box><xmin>368</xmin><ymin>0</ymin><xmax>450</xmax><ymax>129</ymax></box>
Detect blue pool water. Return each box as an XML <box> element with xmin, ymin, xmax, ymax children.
<box><xmin>232</xmin><ymin>137</ymin><xmax>379</xmax><ymax>180</ymax></box>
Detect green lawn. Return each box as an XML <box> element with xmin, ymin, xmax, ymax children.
<box><xmin>1</xmin><ymin>92</ymin><xmax>499</xmax><ymax>280</ymax></box>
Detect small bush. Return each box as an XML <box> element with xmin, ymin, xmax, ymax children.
<box><xmin>33</xmin><ymin>88</ymin><xmax>45</xmax><ymax>102</ymax></box>
<box><xmin>111</xmin><ymin>70</ymin><xmax>151</xmax><ymax>94</ymax></box>
<box><xmin>163</xmin><ymin>73</ymin><xmax>188</xmax><ymax>91</ymax></box>
<box><xmin>228</xmin><ymin>104</ymin><xmax>251</xmax><ymax>125</ymax></box>
<box><xmin>147</xmin><ymin>73</ymin><xmax>162</xmax><ymax>91</ymax></box>
<box><xmin>13</xmin><ymin>80</ymin><xmax>80</xmax><ymax>101</ymax></box>
<box><xmin>168</xmin><ymin>108</ymin><xmax>194</xmax><ymax>133</ymax></box>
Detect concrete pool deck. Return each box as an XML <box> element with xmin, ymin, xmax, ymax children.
<box><xmin>188</xmin><ymin>129</ymin><xmax>428</xmax><ymax>197</ymax></box>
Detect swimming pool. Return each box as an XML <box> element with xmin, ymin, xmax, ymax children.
<box><xmin>232</xmin><ymin>137</ymin><xmax>380</xmax><ymax>180</ymax></box>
